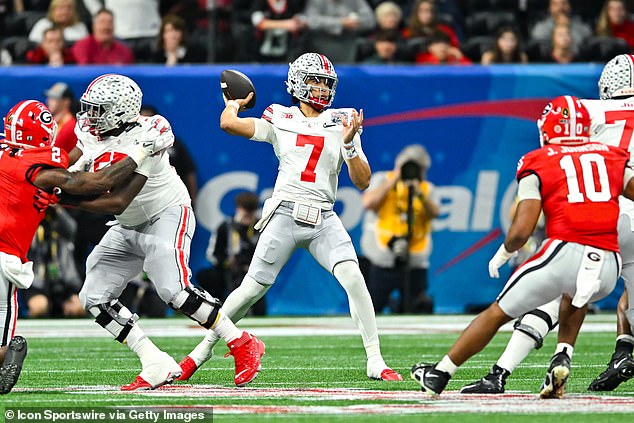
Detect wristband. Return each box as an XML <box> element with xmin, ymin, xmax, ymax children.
<box><xmin>128</xmin><ymin>147</ymin><xmax>149</xmax><ymax>166</ymax></box>
<box><xmin>226</xmin><ymin>100</ymin><xmax>240</xmax><ymax>112</ymax></box>
<box><xmin>344</xmin><ymin>147</ymin><xmax>358</xmax><ymax>160</ymax></box>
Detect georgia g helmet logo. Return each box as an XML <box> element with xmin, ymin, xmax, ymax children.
<box><xmin>39</xmin><ymin>109</ymin><xmax>53</xmax><ymax>125</ymax></box>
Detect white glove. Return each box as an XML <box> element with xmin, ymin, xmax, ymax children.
<box><xmin>488</xmin><ymin>244</ymin><xmax>517</xmax><ymax>278</ymax></box>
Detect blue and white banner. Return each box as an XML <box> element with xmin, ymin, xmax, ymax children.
<box><xmin>0</xmin><ymin>63</ymin><xmax>612</xmax><ymax>314</ymax></box>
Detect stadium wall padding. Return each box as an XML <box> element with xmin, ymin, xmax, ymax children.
<box><xmin>1</xmin><ymin>63</ymin><xmax>617</xmax><ymax>314</ymax></box>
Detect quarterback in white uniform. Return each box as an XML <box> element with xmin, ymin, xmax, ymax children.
<box><xmin>177</xmin><ymin>53</ymin><xmax>402</xmax><ymax>382</ymax></box>
<box><xmin>459</xmin><ymin>54</ymin><xmax>634</xmax><ymax>394</ymax></box>
<box><xmin>69</xmin><ymin>74</ymin><xmax>264</xmax><ymax>391</ymax></box>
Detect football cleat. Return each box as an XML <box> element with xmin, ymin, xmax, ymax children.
<box><xmin>0</xmin><ymin>336</ymin><xmax>28</xmax><ymax>395</ymax></box>
<box><xmin>224</xmin><ymin>332</ymin><xmax>265</xmax><ymax>386</ymax></box>
<box><xmin>176</xmin><ymin>356</ymin><xmax>198</xmax><ymax>381</ymax></box>
<box><xmin>539</xmin><ymin>352</ymin><xmax>571</xmax><ymax>399</ymax></box>
<box><xmin>588</xmin><ymin>351</ymin><xmax>634</xmax><ymax>391</ymax></box>
<box><xmin>460</xmin><ymin>364</ymin><xmax>510</xmax><ymax>394</ymax></box>
<box><xmin>367</xmin><ymin>366</ymin><xmax>403</xmax><ymax>381</ymax></box>
<box><xmin>411</xmin><ymin>362</ymin><xmax>450</xmax><ymax>396</ymax></box>
<box><xmin>121</xmin><ymin>352</ymin><xmax>182</xmax><ymax>391</ymax></box>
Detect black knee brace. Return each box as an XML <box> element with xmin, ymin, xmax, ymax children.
<box><xmin>169</xmin><ymin>286</ymin><xmax>222</xmax><ymax>329</ymax></box>
<box><xmin>89</xmin><ymin>301</ymin><xmax>138</xmax><ymax>343</ymax></box>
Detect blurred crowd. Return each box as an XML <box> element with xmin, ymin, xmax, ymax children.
<box><xmin>0</xmin><ymin>0</ymin><xmax>633</xmax><ymax>66</ymax></box>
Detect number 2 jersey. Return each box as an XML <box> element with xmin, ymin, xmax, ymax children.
<box><xmin>74</xmin><ymin>115</ymin><xmax>189</xmax><ymax>227</ymax></box>
<box><xmin>516</xmin><ymin>143</ymin><xmax>631</xmax><ymax>252</ymax></box>
<box><xmin>250</xmin><ymin>104</ymin><xmax>368</xmax><ymax>208</ymax></box>
<box><xmin>0</xmin><ymin>144</ymin><xmax>69</xmax><ymax>261</ymax></box>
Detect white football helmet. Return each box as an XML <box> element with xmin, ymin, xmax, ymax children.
<box><xmin>598</xmin><ymin>54</ymin><xmax>634</xmax><ymax>100</ymax></box>
<box><xmin>286</xmin><ymin>53</ymin><xmax>338</xmax><ymax>111</ymax></box>
<box><xmin>78</xmin><ymin>74</ymin><xmax>142</xmax><ymax>136</ymax></box>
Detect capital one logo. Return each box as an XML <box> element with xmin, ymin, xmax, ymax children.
<box><xmin>195</xmin><ymin>170</ymin><xmax>517</xmax><ymax>234</ymax></box>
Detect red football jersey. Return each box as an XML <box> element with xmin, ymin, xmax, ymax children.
<box><xmin>0</xmin><ymin>144</ymin><xmax>69</xmax><ymax>262</ymax></box>
<box><xmin>516</xmin><ymin>142</ymin><xmax>630</xmax><ymax>252</ymax></box>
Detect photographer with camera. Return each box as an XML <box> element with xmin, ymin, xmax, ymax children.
<box><xmin>361</xmin><ymin>144</ymin><xmax>439</xmax><ymax>313</ymax></box>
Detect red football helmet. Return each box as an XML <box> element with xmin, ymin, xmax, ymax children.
<box><xmin>2</xmin><ymin>100</ymin><xmax>58</xmax><ymax>148</ymax></box>
<box><xmin>537</xmin><ymin>95</ymin><xmax>591</xmax><ymax>147</ymax></box>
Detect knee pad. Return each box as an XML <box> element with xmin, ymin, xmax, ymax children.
<box><xmin>513</xmin><ymin>309</ymin><xmax>557</xmax><ymax>350</ymax></box>
<box><xmin>169</xmin><ymin>285</ymin><xmax>222</xmax><ymax>329</ymax></box>
<box><xmin>89</xmin><ymin>301</ymin><xmax>138</xmax><ymax>343</ymax></box>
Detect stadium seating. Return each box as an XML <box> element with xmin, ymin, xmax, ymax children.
<box><xmin>580</xmin><ymin>36</ymin><xmax>631</xmax><ymax>63</ymax></box>
<box><xmin>461</xmin><ymin>35</ymin><xmax>495</xmax><ymax>63</ymax></box>
<box><xmin>465</xmin><ymin>11</ymin><xmax>516</xmax><ymax>38</ymax></box>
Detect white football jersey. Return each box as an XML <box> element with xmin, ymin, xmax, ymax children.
<box><xmin>74</xmin><ymin>114</ymin><xmax>190</xmax><ymax>227</ymax></box>
<box><xmin>582</xmin><ymin>98</ymin><xmax>634</xmax><ymax>218</ymax></box>
<box><xmin>250</xmin><ymin>104</ymin><xmax>368</xmax><ymax>208</ymax></box>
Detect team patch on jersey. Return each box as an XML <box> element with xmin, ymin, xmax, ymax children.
<box><xmin>330</xmin><ymin>111</ymin><xmax>348</xmax><ymax>125</ymax></box>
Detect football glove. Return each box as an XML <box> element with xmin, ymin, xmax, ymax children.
<box><xmin>33</xmin><ymin>188</ymin><xmax>61</xmax><ymax>213</ymax></box>
<box><xmin>488</xmin><ymin>244</ymin><xmax>517</xmax><ymax>278</ymax></box>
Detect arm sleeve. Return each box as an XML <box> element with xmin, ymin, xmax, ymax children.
<box><xmin>250</xmin><ymin>118</ymin><xmax>276</xmax><ymax>143</ymax></box>
<box><xmin>517</xmin><ymin>173</ymin><xmax>541</xmax><ymax>201</ymax></box>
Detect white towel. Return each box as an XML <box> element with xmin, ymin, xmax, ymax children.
<box><xmin>572</xmin><ymin>246</ymin><xmax>604</xmax><ymax>308</ymax></box>
<box><xmin>0</xmin><ymin>252</ymin><xmax>34</xmax><ymax>289</ymax></box>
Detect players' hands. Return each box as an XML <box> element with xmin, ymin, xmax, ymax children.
<box><xmin>33</xmin><ymin>188</ymin><xmax>61</xmax><ymax>213</ymax></box>
<box><xmin>224</xmin><ymin>92</ymin><xmax>254</xmax><ymax>112</ymax></box>
<box><xmin>342</xmin><ymin>109</ymin><xmax>363</xmax><ymax>145</ymax></box>
<box><xmin>488</xmin><ymin>244</ymin><xmax>517</xmax><ymax>278</ymax></box>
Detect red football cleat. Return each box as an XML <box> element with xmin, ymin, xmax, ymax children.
<box><xmin>224</xmin><ymin>332</ymin><xmax>265</xmax><ymax>386</ymax></box>
<box><xmin>120</xmin><ymin>375</ymin><xmax>153</xmax><ymax>391</ymax></box>
<box><xmin>379</xmin><ymin>368</ymin><xmax>404</xmax><ymax>381</ymax></box>
<box><xmin>176</xmin><ymin>356</ymin><xmax>197</xmax><ymax>381</ymax></box>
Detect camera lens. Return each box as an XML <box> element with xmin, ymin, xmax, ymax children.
<box><xmin>401</xmin><ymin>160</ymin><xmax>421</xmax><ymax>181</ymax></box>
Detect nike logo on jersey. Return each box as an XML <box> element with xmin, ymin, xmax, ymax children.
<box><xmin>323</xmin><ymin>123</ymin><xmax>337</xmax><ymax>128</ymax></box>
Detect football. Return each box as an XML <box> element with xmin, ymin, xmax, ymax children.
<box><xmin>220</xmin><ymin>69</ymin><xmax>256</xmax><ymax>110</ymax></box>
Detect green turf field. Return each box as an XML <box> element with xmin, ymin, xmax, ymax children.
<box><xmin>2</xmin><ymin>315</ymin><xmax>634</xmax><ymax>422</ymax></box>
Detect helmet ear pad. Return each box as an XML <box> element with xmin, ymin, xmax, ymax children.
<box><xmin>3</xmin><ymin>100</ymin><xmax>57</xmax><ymax>148</ymax></box>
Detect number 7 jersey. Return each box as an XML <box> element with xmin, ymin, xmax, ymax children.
<box><xmin>516</xmin><ymin>143</ymin><xmax>630</xmax><ymax>251</ymax></box>
<box><xmin>250</xmin><ymin>104</ymin><xmax>368</xmax><ymax>208</ymax></box>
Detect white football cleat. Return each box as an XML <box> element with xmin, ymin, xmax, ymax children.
<box><xmin>121</xmin><ymin>352</ymin><xmax>182</xmax><ymax>391</ymax></box>
<box><xmin>367</xmin><ymin>359</ymin><xmax>403</xmax><ymax>381</ymax></box>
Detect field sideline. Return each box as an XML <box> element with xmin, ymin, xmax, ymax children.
<box><xmin>2</xmin><ymin>314</ymin><xmax>634</xmax><ymax>422</ymax></box>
